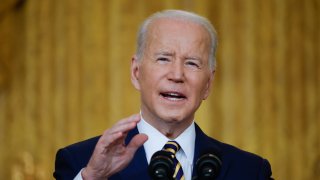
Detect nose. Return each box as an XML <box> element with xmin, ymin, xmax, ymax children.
<box><xmin>167</xmin><ymin>61</ymin><xmax>185</xmax><ymax>83</ymax></box>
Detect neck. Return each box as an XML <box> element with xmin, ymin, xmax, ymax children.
<box><xmin>141</xmin><ymin>111</ymin><xmax>193</xmax><ymax>139</ymax></box>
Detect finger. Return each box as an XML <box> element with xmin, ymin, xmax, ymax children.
<box><xmin>98</xmin><ymin>131</ymin><xmax>124</xmax><ymax>147</ymax></box>
<box><xmin>99</xmin><ymin>114</ymin><xmax>141</xmax><ymax>146</ymax></box>
<box><xmin>115</xmin><ymin>114</ymin><xmax>140</xmax><ymax>127</ymax></box>
<box><xmin>108</xmin><ymin>114</ymin><xmax>141</xmax><ymax>134</ymax></box>
<box><xmin>108</xmin><ymin>121</ymin><xmax>137</xmax><ymax>135</ymax></box>
<box><xmin>126</xmin><ymin>133</ymin><xmax>148</xmax><ymax>154</ymax></box>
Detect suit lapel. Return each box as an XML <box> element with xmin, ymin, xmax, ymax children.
<box><xmin>116</xmin><ymin>124</ymin><xmax>229</xmax><ymax>180</ymax></box>
<box><xmin>192</xmin><ymin>123</ymin><xmax>228</xmax><ymax>179</ymax></box>
<box><xmin>119</xmin><ymin>127</ymin><xmax>150</xmax><ymax>180</ymax></box>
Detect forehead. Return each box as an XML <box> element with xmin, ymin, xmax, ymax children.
<box><xmin>145</xmin><ymin>18</ymin><xmax>211</xmax><ymax>55</ymax></box>
<box><xmin>148</xmin><ymin>18</ymin><xmax>210</xmax><ymax>41</ymax></box>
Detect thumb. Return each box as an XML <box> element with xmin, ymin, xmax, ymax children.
<box><xmin>127</xmin><ymin>133</ymin><xmax>148</xmax><ymax>154</ymax></box>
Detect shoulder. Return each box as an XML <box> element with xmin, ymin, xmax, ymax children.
<box><xmin>59</xmin><ymin>136</ymin><xmax>101</xmax><ymax>166</ymax></box>
<box><xmin>195</xmin><ymin>124</ymin><xmax>269</xmax><ymax>164</ymax></box>
<box><xmin>215</xmin><ymin>139</ymin><xmax>273</xmax><ymax>179</ymax></box>
<box><xmin>63</xmin><ymin>136</ymin><xmax>100</xmax><ymax>154</ymax></box>
<box><xmin>202</xmin><ymin>133</ymin><xmax>267</xmax><ymax>162</ymax></box>
<box><xmin>222</xmin><ymin>141</ymin><xmax>270</xmax><ymax>167</ymax></box>
<box><xmin>195</xmin><ymin>125</ymin><xmax>272</xmax><ymax>179</ymax></box>
<box><xmin>53</xmin><ymin>136</ymin><xmax>101</xmax><ymax>179</ymax></box>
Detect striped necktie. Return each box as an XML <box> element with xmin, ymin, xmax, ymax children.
<box><xmin>162</xmin><ymin>141</ymin><xmax>185</xmax><ymax>180</ymax></box>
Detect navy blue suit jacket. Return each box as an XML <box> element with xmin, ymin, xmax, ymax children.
<box><xmin>54</xmin><ymin>124</ymin><xmax>273</xmax><ymax>179</ymax></box>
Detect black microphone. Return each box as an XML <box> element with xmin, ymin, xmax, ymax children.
<box><xmin>195</xmin><ymin>153</ymin><xmax>222</xmax><ymax>180</ymax></box>
<box><xmin>148</xmin><ymin>150</ymin><xmax>175</xmax><ymax>180</ymax></box>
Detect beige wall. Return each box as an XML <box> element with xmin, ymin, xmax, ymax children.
<box><xmin>0</xmin><ymin>0</ymin><xmax>319</xmax><ymax>179</ymax></box>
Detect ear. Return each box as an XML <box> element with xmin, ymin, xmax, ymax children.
<box><xmin>131</xmin><ymin>55</ymin><xmax>141</xmax><ymax>90</ymax></box>
<box><xmin>202</xmin><ymin>70</ymin><xmax>215</xmax><ymax>100</ymax></box>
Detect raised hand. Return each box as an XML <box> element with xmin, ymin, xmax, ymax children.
<box><xmin>81</xmin><ymin>114</ymin><xmax>148</xmax><ymax>180</ymax></box>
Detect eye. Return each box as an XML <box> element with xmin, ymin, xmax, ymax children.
<box><xmin>186</xmin><ymin>60</ymin><xmax>200</xmax><ymax>68</ymax></box>
<box><xmin>156</xmin><ymin>57</ymin><xmax>170</xmax><ymax>63</ymax></box>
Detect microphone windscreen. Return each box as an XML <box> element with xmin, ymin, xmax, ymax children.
<box><xmin>196</xmin><ymin>153</ymin><xmax>222</xmax><ymax>179</ymax></box>
<box><xmin>148</xmin><ymin>150</ymin><xmax>175</xmax><ymax>180</ymax></box>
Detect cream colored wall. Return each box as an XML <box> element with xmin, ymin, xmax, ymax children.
<box><xmin>0</xmin><ymin>0</ymin><xmax>319</xmax><ymax>179</ymax></box>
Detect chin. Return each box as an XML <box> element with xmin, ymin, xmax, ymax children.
<box><xmin>158</xmin><ymin>111</ymin><xmax>191</xmax><ymax>124</ymax></box>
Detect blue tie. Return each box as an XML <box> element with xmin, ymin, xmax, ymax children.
<box><xmin>162</xmin><ymin>141</ymin><xmax>185</xmax><ymax>180</ymax></box>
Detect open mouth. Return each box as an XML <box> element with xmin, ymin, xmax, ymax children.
<box><xmin>160</xmin><ymin>92</ymin><xmax>187</xmax><ymax>101</ymax></box>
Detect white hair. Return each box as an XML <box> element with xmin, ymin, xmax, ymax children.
<box><xmin>136</xmin><ymin>9</ymin><xmax>218</xmax><ymax>70</ymax></box>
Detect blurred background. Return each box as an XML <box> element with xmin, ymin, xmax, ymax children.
<box><xmin>0</xmin><ymin>0</ymin><xmax>319</xmax><ymax>179</ymax></box>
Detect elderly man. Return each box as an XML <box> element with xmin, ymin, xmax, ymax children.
<box><xmin>54</xmin><ymin>10</ymin><xmax>273</xmax><ymax>180</ymax></box>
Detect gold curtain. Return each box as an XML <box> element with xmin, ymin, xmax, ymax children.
<box><xmin>0</xmin><ymin>0</ymin><xmax>319</xmax><ymax>179</ymax></box>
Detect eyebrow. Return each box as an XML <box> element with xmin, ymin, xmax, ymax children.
<box><xmin>184</xmin><ymin>55</ymin><xmax>203</xmax><ymax>62</ymax></box>
<box><xmin>154</xmin><ymin>51</ymin><xmax>175</xmax><ymax>57</ymax></box>
<box><xmin>186</xmin><ymin>56</ymin><xmax>201</xmax><ymax>60</ymax></box>
<box><xmin>154</xmin><ymin>51</ymin><xmax>202</xmax><ymax>61</ymax></box>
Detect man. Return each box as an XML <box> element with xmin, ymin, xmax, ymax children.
<box><xmin>54</xmin><ymin>10</ymin><xmax>273</xmax><ymax>180</ymax></box>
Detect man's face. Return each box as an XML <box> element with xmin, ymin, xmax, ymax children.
<box><xmin>131</xmin><ymin>18</ymin><xmax>214</xmax><ymax>129</ymax></box>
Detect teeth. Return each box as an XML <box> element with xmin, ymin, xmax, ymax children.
<box><xmin>161</xmin><ymin>92</ymin><xmax>185</xmax><ymax>100</ymax></box>
<box><xmin>167</xmin><ymin>93</ymin><xmax>180</xmax><ymax>97</ymax></box>
<box><xmin>167</xmin><ymin>97</ymin><xmax>182</xmax><ymax>101</ymax></box>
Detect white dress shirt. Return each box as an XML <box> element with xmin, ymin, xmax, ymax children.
<box><xmin>137</xmin><ymin>117</ymin><xmax>196</xmax><ymax>180</ymax></box>
<box><xmin>74</xmin><ymin>117</ymin><xmax>196</xmax><ymax>180</ymax></box>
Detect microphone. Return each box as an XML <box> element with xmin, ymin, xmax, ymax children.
<box><xmin>195</xmin><ymin>153</ymin><xmax>222</xmax><ymax>180</ymax></box>
<box><xmin>148</xmin><ymin>150</ymin><xmax>175</xmax><ymax>180</ymax></box>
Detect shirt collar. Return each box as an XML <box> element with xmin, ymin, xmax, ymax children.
<box><xmin>175</xmin><ymin>121</ymin><xmax>195</xmax><ymax>165</ymax></box>
<box><xmin>137</xmin><ymin>115</ymin><xmax>195</xmax><ymax>165</ymax></box>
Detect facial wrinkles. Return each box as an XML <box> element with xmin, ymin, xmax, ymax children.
<box><xmin>146</xmin><ymin>24</ymin><xmax>211</xmax><ymax>92</ymax></box>
<box><xmin>143</xmin><ymin>19</ymin><xmax>212</xmax><ymax>65</ymax></box>
<box><xmin>162</xmin><ymin>37</ymin><xmax>208</xmax><ymax>70</ymax></box>
<box><xmin>137</xmin><ymin>19</ymin><xmax>213</xmax><ymax>137</ymax></box>
<box><xmin>149</xmin><ymin>41</ymin><xmax>204</xmax><ymax>72</ymax></box>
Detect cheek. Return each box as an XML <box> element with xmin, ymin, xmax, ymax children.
<box><xmin>189</xmin><ymin>76</ymin><xmax>209</xmax><ymax>97</ymax></box>
<box><xmin>139</xmin><ymin>68</ymin><xmax>158</xmax><ymax>90</ymax></box>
